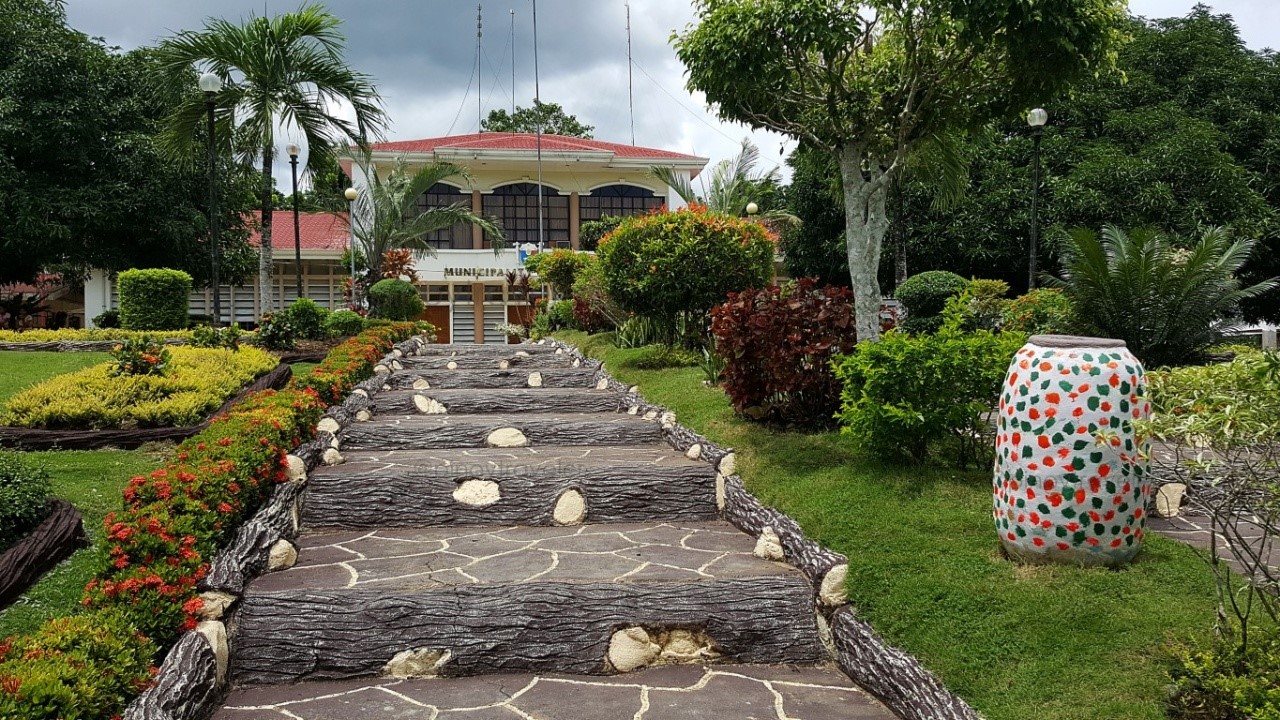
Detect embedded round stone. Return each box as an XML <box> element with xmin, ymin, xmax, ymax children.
<box><xmin>322</xmin><ymin>448</ymin><xmax>344</xmax><ymax>466</ymax></box>
<box><xmin>446</xmin><ymin>361</ymin><xmax>458</xmax><ymax>370</ymax></box>
<box><xmin>754</xmin><ymin>527</ymin><xmax>784</xmax><ymax>561</ymax></box>
<box><xmin>383</xmin><ymin>648</ymin><xmax>451</xmax><ymax>679</ymax></box>
<box><xmin>316</xmin><ymin>417</ymin><xmax>341</xmax><ymax>434</ymax></box>
<box><xmin>196</xmin><ymin>591</ymin><xmax>236</xmax><ymax>621</ymax></box>
<box><xmin>643</xmin><ymin>410</ymin><xmax>659</xmax><ymax>421</ymax></box>
<box><xmin>413</xmin><ymin>395</ymin><xmax>447</xmax><ymax>414</ymax></box>
<box><xmin>497</xmin><ymin>360</ymin><xmax>510</xmax><ymax>370</ymax></box>
<box><xmin>352</xmin><ymin>388</ymin><xmax>369</xmax><ymax>398</ymax></box>
<box><xmin>486</xmin><ymin>427</ymin><xmax>528</xmax><ymax>448</ymax></box>
<box><xmin>391</xmin><ymin>359</ymin><xmax>404</xmax><ymax>371</ymax></box>
<box><xmin>413</xmin><ymin>378</ymin><xmax>431</xmax><ymax>390</ymax></box>
<box><xmin>355</xmin><ymin>409</ymin><xmax>373</xmax><ymax>422</ymax></box>
<box><xmin>607</xmin><ymin>627</ymin><xmax>659</xmax><ymax>673</ymax></box>
<box><xmin>196</xmin><ymin>620</ymin><xmax>229</xmax><ymax>684</ymax></box>
<box><xmin>528</xmin><ymin>371</ymin><xmax>543</xmax><ymax>388</ymax></box>
<box><xmin>596</xmin><ymin>378</ymin><xmax>609</xmax><ymax>390</ymax></box>
<box><xmin>627</xmin><ymin>406</ymin><xmax>640</xmax><ymax>415</ymax></box>
<box><xmin>572</xmin><ymin>358</ymin><xmax>581</xmax><ymax>368</ymax></box>
<box><xmin>374</xmin><ymin>364</ymin><xmax>391</xmax><ymax>374</ymax></box>
<box><xmin>716</xmin><ymin>473</ymin><xmax>726</xmax><ymax>511</ymax></box>
<box><xmin>516</xmin><ymin>350</ymin><xmax>531</xmax><ymax>357</ymax></box>
<box><xmin>285</xmin><ymin>454</ymin><xmax>307</xmax><ymax>482</ymax></box>
<box><xmin>555</xmin><ymin>348</ymin><xmax>564</xmax><ymax>355</ymax></box>
<box><xmin>1155</xmin><ymin>483</ymin><xmax>1187</xmax><ymax>518</ymax></box>
<box><xmin>453</xmin><ymin>479</ymin><xmax>501</xmax><ymax>507</ymax></box>
<box><xmin>719</xmin><ymin>452</ymin><xmax>737</xmax><ymax>476</ymax></box>
<box><xmin>553</xmin><ymin>488</ymin><xmax>586</xmax><ymax>525</ymax></box>
<box><xmin>686</xmin><ymin>444</ymin><xmax>702</xmax><ymax>460</ymax></box>
<box><xmin>818</xmin><ymin>564</ymin><xmax>848</xmax><ymax>607</ymax></box>
<box><xmin>267</xmin><ymin>540</ymin><xmax>298</xmax><ymax>571</ymax></box>
<box><xmin>392</xmin><ymin>349</ymin><xmax>403</xmax><ymax>359</ymax></box>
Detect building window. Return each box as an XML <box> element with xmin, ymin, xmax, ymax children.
<box><xmin>579</xmin><ymin>184</ymin><xmax>664</xmax><ymax>227</ymax></box>
<box><xmin>481</xmin><ymin>183</ymin><xmax>569</xmax><ymax>248</ymax></box>
<box><xmin>413</xmin><ymin>183</ymin><xmax>472</xmax><ymax>249</ymax></box>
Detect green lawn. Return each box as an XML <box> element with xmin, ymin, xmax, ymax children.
<box><xmin>290</xmin><ymin>361</ymin><xmax>319</xmax><ymax>381</ymax></box>
<box><xmin>0</xmin><ymin>351</ymin><xmax>110</xmax><ymax>410</ymax></box>
<box><xmin>556</xmin><ymin>330</ymin><xmax>1222</xmax><ymax>720</ymax></box>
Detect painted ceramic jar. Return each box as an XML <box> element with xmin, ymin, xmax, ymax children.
<box><xmin>993</xmin><ymin>335</ymin><xmax>1151</xmax><ymax>567</ymax></box>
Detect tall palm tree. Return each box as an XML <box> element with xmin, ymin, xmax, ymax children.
<box><xmin>344</xmin><ymin>154</ymin><xmax>504</xmax><ymax>285</ymax></box>
<box><xmin>156</xmin><ymin>4</ymin><xmax>387</xmax><ymax>313</ymax></box>
<box><xmin>652</xmin><ymin>138</ymin><xmax>797</xmax><ymax>227</ymax></box>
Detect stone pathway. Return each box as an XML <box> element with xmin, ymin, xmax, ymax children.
<box><xmin>214</xmin><ymin>343</ymin><xmax>897</xmax><ymax>718</ymax></box>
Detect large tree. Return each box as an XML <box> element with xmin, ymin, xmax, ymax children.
<box><xmin>157</xmin><ymin>3</ymin><xmax>387</xmax><ymax>313</ymax></box>
<box><xmin>481</xmin><ymin>100</ymin><xmax>594</xmax><ymax>138</ymax></box>
<box><xmin>676</xmin><ymin>0</ymin><xmax>1125</xmax><ymax>340</ymax></box>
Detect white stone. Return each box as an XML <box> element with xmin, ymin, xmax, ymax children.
<box><xmin>453</xmin><ymin>479</ymin><xmax>501</xmax><ymax>507</ymax></box>
<box><xmin>382</xmin><ymin>384</ymin><xmax>391</xmax><ymax>391</ymax></box>
<box><xmin>537</xmin><ymin>339</ymin><xmax>546</xmax><ymax>345</ymax></box>
<box><xmin>391</xmin><ymin>360</ymin><xmax>404</xmax><ymax>371</ymax></box>
<box><xmin>316</xmin><ymin>417</ymin><xmax>341</xmax><ymax>434</ymax></box>
<box><xmin>627</xmin><ymin>385</ymin><xmax>639</xmax><ymax>394</ymax></box>
<box><xmin>818</xmin><ymin>564</ymin><xmax>848</xmax><ymax>607</ymax></box>
<box><xmin>374</xmin><ymin>364</ymin><xmax>391</xmax><ymax>374</ymax></box>
<box><xmin>328</xmin><ymin>435</ymin><xmax>340</xmax><ymax>450</ymax></box>
<box><xmin>383</xmin><ymin>648</ymin><xmax>451</xmax><ymax>679</ymax></box>
<box><xmin>657</xmin><ymin>629</ymin><xmax>718</xmax><ymax>663</ymax></box>
<box><xmin>392</xmin><ymin>349</ymin><xmax>403</xmax><ymax>358</ymax></box>
<box><xmin>596</xmin><ymin>378</ymin><xmax>609</xmax><ymax>390</ymax></box>
<box><xmin>555</xmin><ymin>348</ymin><xmax>564</xmax><ymax>355</ymax></box>
<box><xmin>355</xmin><ymin>409</ymin><xmax>372</xmax><ymax>422</ymax></box>
<box><xmin>528</xmin><ymin>372</ymin><xmax>543</xmax><ymax>388</ymax></box>
<box><xmin>627</xmin><ymin>406</ymin><xmax>640</xmax><ymax>416</ymax></box>
<box><xmin>267</xmin><ymin>540</ymin><xmax>298</xmax><ymax>571</ymax></box>
<box><xmin>686</xmin><ymin>444</ymin><xmax>703</xmax><ymax>460</ymax></box>
<box><xmin>1155</xmin><ymin>483</ymin><xmax>1187</xmax><ymax>518</ymax></box>
<box><xmin>195</xmin><ymin>591</ymin><xmax>236</xmax><ymax>621</ymax></box>
<box><xmin>553</xmin><ymin>488</ymin><xmax>586</xmax><ymax>525</ymax></box>
<box><xmin>352</xmin><ymin>388</ymin><xmax>369</xmax><ymax>398</ymax></box>
<box><xmin>643</xmin><ymin>410</ymin><xmax>659</xmax><ymax>421</ymax></box>
<box><xmin>486</xmin><ymin>427</ymin><xmax>528</xmax><ymax>448</ymax></box>
<box><xmin>516</xmin><ymin>351</ymin><xmax>531</xmax><ymax>357</ymax></box>
<box><xmin>497</xmin><ymin>360</ymin><xmax>510</xmax><ymax>370</ymax></box>
<box><xmin>719</xmin><ymin>453</ymin><xmax>737</xmax><ymax>476</ymax></box>
<box><xmin>754</xmin><ymin>527</ymin><xmax>785</xmax><ymax>561</ymax></box>
<box><xmin>413</xmin><ymin>395</ymin><xmax>447</xmax><ymax>414</ymax></box>
<box><xmin>660</xmin><ymin>412</ymin><xmax>676</xmax><ymax>430</ymax></box>
<box><xmin>446</xmin><ymin>361</ymin><xmax>458</xmax><ymax>370</ymax></box>
<box><xmin>607</xmin><ymin>627</ymin><xmax>659</xmax><ymax>672</ymax></box>
<box><xmin>285</xmin><ymin>455</ymin><xmax>306</xmax><ymax>482</ymax></box>
<box><xmin>572</xmin><ymin>358</ymin><xmax>581</xmax><ymax>368</ymax></box>
<box><xmin>322</xmin><ymin>448</ymin><xmax>344</xmax><ymax>466</ymax></box>
<box><xmin>816</xmin><ymin>611</ymin><xmax>836</xmax><ymax>660</ymax></box>
<box><xmin>196</xmin><ymin>621</ymin><xmax>229</xmax><ymax>685</ymax></box>
<box><xmin>291</xmin><ymin>497</ymin><xmax>302</xmax><ymax>534</ymax></box>
<box><xmin>716</xmin><ymin>473</ymin><xmax>726</xmax><ymax>511</ymax></box>
<box><xmin>413</xmin><ymin>378</ymin><xmax>431</xmax><ymax>390</ymax></box>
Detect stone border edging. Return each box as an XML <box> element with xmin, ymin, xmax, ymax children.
<box><xmin>0</xmin><ymin>338</ymin><xmax>194</xmax><ymax>352</ymax></box>
<box><xmin>123</xmin><ymin>335</ymin><xmax>430</xmax><ymax>720</ymax></box>
<box><xmin>543</xmin><ymin>338</ymin><xmax>983</xmax><ymax>720</ymax></box>
<box><xmin>0</xmin><ymin>499</ymin><xmax>87</xmax><ymax>608</ymax></box>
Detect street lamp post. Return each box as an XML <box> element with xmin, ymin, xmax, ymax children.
<box><xmin>199</xmin><ymin>72</ymin><xmax>223</xmax><ymax>325</ymax></box>
<box><xmin>344</xmin><ymin>186</ymin><xmax>359</xmax><ymax>310</ymax></box>
<box><xmin>287</xmin><ymin>143</ymin><xmax>303</xmax><ymax>303</ymax></box>
<box><xmin>1027</xmin><ymin>107</ymin><xmax>1048</xmax><ymax>290</ymax></box>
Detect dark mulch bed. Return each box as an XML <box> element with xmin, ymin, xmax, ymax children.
<box><xmin>0</xmin><ymin>499</ymin><xmax>86</xmax><ymax>608</ymax></box>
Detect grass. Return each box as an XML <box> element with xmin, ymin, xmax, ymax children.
<box><xmin>0</xmin><ymin>448</ymin><xmax>163</xmax><ymax>639</ymax></box>
<box><xmin>0</xmin><ymin>351</ymin><xmax>110</xmax><ymax>410</ymax></box>
<box><xmin>290</xmin><ymin>361</ymin><xmax>319</xmax><ymax>380</ymax></box>
<box><xmin>555</xmin><ymin>330</ymin><xmax>1224</xmax><ymax>720</ymax></box>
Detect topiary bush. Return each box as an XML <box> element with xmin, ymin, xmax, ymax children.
<box><xmin>117</xmin><ymin>269</ymin><xmax>193</xmax><ymax>331</ymax></box>
<box><xmin>597</xmin><ymin>205</ymin><xmax>774</xmax><ymax>345</ymax></box>
<box><xmin>285</xmin><ymin>298</ymin><xmax>330</xmax><ymax>340</ymax></box>
<box><xmin>325</xmin><ymin>309</ymin><xmax>365</xmax><ymax>337</ymax></box>
<box><xmin>895</xmin><ymin>270</ymin><xmax>968</xmax><ymax>334</ymax></box>
<box><xmin>711</xmin><ymin>278</ymin><xmax>858</xmax><ymax>427</ymax></box>
<box><xmin>0</xmin><ymin>452</ymin><xmax>52</xmax><ymax>550</ymax></box>
<box><xmin>368</xmin><ymin>278</ymin><xmax>425</xmax><ymax>321</ymax></box>
<box><xmin>255</xmin><ymin>312</ymin><xmax>296</xmax><ymax>351</ymax></box>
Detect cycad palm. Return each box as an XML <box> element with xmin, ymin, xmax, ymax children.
<box><xmin>1047</xmin><ymin>225</ymin><xmax>1276</xmax><ymax>366</ymax></box>
<box><xmin>156</xmin><ymin>4</ymin><xmax>387</xmax><ymax>312</ymax></box>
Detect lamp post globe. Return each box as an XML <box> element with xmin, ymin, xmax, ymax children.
<box><xmin>745</xmin><ymin>202</ymin><xmax>759</xmax><ymax>216</ymax></box>
<box><xmin>198</xmin><ymin>72</ymin><xmax>222</xmax><ymax>93</ymax></box>
<box><xmin>1027</xmin><ymin>107</ymin><xmax>1048</xmax><ymax>128</ymax></box>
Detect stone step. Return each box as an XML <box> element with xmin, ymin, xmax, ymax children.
<box><xmin>401</xmin><ymin>352</ymin><xmax>581</xmax><ymax>371</ymax></box>
<box><xmin>230</xmin><ymin>521</ymin><xmax>825</xmax><ymax>685</ymax></box>
<box><xmin>372</xmin><ymin>388</ymin><xmax>625</xmax><ymax>416</ymax></box>
<box><xmin>215</xmin><ymin>664</ymin><xmax>897</xmax><ymax>719</ymax></box>
<box><xmin>388</xmin><ymin>367</ymin><xmax>598</xmax><ymax>390</ymax></box>
<box><xmin>303</xmin><ymin>445</ymin><xmax>718</xmax><ymax>529</ymax></box>
<box><xmin>338</xmin><ymin>413</ymin><xmax>664</xmax><ymax>451</ymax></box>
<box><xmin>412</xmin><ymin>343</ymin><xmax>561</xmax><ymax>356</ymax></box>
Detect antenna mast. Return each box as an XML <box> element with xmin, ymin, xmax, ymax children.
<box><xmin>626</xmin><ymin>0</ymin><xmax>635</xmax><ymax>145</ymax></box>
<box><xmin>532</xmin><ymin>0</ymin><xmax>544</xmax><ymax>249</ymax></box>
<box><xmin>510</xmin><ymin>9</ymin><xmax>516</xmax><ymax>118</ymax></box>
<box><xmin>476</xmin><ymin>4</ymin><xmax>483</xmax><ymax>133</ymax></box>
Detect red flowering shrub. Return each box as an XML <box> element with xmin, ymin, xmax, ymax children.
<box><xmin>710</xmin><ymin>278</ymin><xmax>858</xmax><ymax>427</ymax></box>
<box><xmin>294</xmin><ymin>321</ymin><xmax>430</xmax><ymax>404</ymax></box>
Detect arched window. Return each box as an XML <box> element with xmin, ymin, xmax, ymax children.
<box><xmin>413</xmin><ymin>183</ymin><xmax>472</xmax><ymax>249</ymax></box>
<box><xmin>481</xmin><ymin>183</ymin><xmax>569</xmax><ymax>248</ymax></box>
<box><xmin>579</xmin><ymin>184</ymin><xmax>664</xmax><ymax>226</ymax></box>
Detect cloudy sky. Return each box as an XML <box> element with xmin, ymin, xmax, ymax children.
<box><xmin>64</xmin><ymin>0</ymin><xmax>1280</xmax><ymax>187</ymax></box>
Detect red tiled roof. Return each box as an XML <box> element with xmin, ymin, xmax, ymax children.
<box><xmin>367</xmin><ymin>132</ymin><xmax>704</xmax><ymax>161</ymax></box>
<box><xmin>1</xmin><ymin>274</ymin><xmax>63</xmax><ymax>296</ymax></box>
<box><xmin>248</xmin><ymin>211</ymin><xmax>348</xmax><ymax>252</ymax></box>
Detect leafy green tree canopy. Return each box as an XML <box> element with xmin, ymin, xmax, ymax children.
<box><xmin>481</xmin><ymin>100</ymin><xmax>594</xmax><ymax>138</ymax></box>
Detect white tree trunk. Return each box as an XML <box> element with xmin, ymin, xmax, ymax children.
<box><xmin>258</xmin><ymin>147</ymin><xmax>275</xmax><ymax>315</ymax></box>
<box><xmin>837</xmin><ymin>146</ymin><xmax>891</xmax><ymax>342</ymax></box>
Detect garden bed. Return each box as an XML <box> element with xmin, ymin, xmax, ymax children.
<box><xmin>0</xmin><ymin>499</ymin><xmax>86</xmax><ymax>607</ymax></box>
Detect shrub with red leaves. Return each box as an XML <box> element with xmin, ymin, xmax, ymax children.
<box><xmin>710</xmin><ymin>278</ymin><xmax>858</xmax><ymax>427</ymax></box>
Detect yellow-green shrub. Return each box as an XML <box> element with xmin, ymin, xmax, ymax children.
<box><xmin>3</xmin><ymin>347</ymin><xmax>278</xmax><ymax>428</ymax></box>
<box><xmin>0</xmin><ymin>328</ymin><xmax>198</xmax><ymax>342</ymax></box>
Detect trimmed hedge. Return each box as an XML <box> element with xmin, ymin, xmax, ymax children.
<box><xmin>368</xmin><ymin>279</ymin><xmax>424</xmax><ymax>321</ymax></box>
<box><xmin>284</xmin><ymin>298</ymin><xmax>330</xmax><ymax>340</ymax></box>
<box><xmin>0</xmin><ymin>329</ymin><xmax>199</xmax><ymax>343</ymax></box>
<box><xmin>3</xmin><ymin>347</ymin><xmax>279</xmax><ymax>429</ymax></box>
<box><xmin>0</xmin><ymin>453</ymin><xmax>52</xmax><ymax>551</ymax></box>
<box><xmin>0</xmin><ymin>323</ymin><xmax>423</xmax><ymax>720</ymax></box>
<box><xmin>117</xmin><ymin>269</ymin><xmax>193</xmax><ymax>331</ymax></box>
<box><xmin>895</xmin><ymin>270</ymin><xmax>968</xmax><ymax>334</ymax></box>
<box><xmin>325</xmin><ymin>309</ymin><xmax>365</xmax><ymax>337</ymax></box>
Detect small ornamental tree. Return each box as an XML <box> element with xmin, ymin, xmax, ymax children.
<box><xmin>597</xmin><ymin>205</ymin><xmax>775</xmax><ymax>344</ymax></box>
<box><xmin>117</xmin><ymin>268</ymin><xmax>193</xmax><ymax>330</ymax></box>
<box><xmin>537</xmin><ymin>249</ymin><xmax>592</xmax><ymax>299</ymax></box>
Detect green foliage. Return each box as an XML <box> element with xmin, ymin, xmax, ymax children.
<box><xmin>895</xmin><ymin>271</ymin><xmax>968</xmax><ymax>334</ymax></box>
<box><xmin>116</xmin><ymin>269</ymin><xmax>192</xmax><ymax>331</ymax></box>
<box><xmin>0</xmin><ymin>610</ymin><xmax>156</xmax><ymax>720</ymax></box>
<box><xmin>547</xmin><ymin>300</ymin><xmax>576</xmax><ymax>332</ymax></box>
<box><xmin>189</xmin><ymin>324</ymin><xmax>241</xmax><ymax>351</ymax></box>
<box><xmin>324</xmin><ymin>309</ymin><xmax>365</xmax><ymax>337</ymax></box>
<box><xmin>579</xmin><ymin>215</ymin><xmax>625</xmax><ymax>252</ymax></box>
<box><xmin>570</xmin><ymin>258</ymin><xmax>625</xmax><ymax>330</ymax></box>
<box><xmin>255</xmin><ymin>312</ymin><xmax>296</xmax><ymax>351</ymax></box>
<box><xmin>537</xmin><ymin>250</ymin><xmax>592</xmax><ymax>298</ymax></box>
<box><xmin>653</xmin><ymin>138</ymin><xmax>793</xmax><ymax>223</ymax></box>
<box><xmin>481</xmin><ymin>100</ymin><xmax>594</xmax><ymax>138</ymax></box>
<box><xmin>616</xmin><ymin>316</ymin><xmax>662</xmax><ymax>349</ymax></box>
<box><xmin>597</xmin><ymin>206</ymin><xmax>774</xmax><ymax>344</ymax></box>
<box><xmin>3</xmin><ymin>347</ymin><xmax>278</xmax><ymax>429</ymax></box>
<box><xmin>621</xmin><ymin>345</ymin><xmax>702</xmax><ymax>370</ymax></box>
<box><xmin>529</xmin><ymin>311</ymin><xmax>552</xmax><ymax>341</ymax></box>
<box><xmin>780</xmin><ymin>144</ymin><xmax>848</xmax><ymax>287</ymax></box>
<box><xmin>1002</xmin><ymin>288</ymin><xmax>1076</xmax><ymax>335</ymax></box>
<box><xmin>1168</xmin><ymin>629</ymin><xmax>1280</xmax><ymax>720</ymax></box>
<box><xmin>92</xmin><ymin>311</ymin><xmax>120</xmax><ymax>329</ymax></box>
<box><xmin>1049</xmin><ymin>225</ymin><xmax>1276</xmax><ymax>367</ymax></box>
<box><xmin>0</xmin><ymin>329</ymin><xmax>199</xmax><ymax>343</ymax></box>
<box><xmin>284</xmin><ymin>298</ymin><xmax>329</xmax><ymax>340</ymax></box>
<box><xmin>835</xmin><ymin>320</ymin><xmax>1026</xmax><ymax>466</ymax></box>
<box><xmin>1145</xmin><ymin>351</ymin><xmax>1280</xmax><ymax>449</ymax></box>
<box><xmin>293</xmin><ymin>322</ymin><xmax>425</xmax><ymax>405</ymax></box>
<box><xmin>0</xmin><ymin>452</ymin><xmax>51</xmax><ymax>550</ymax></box>
<box><xmin>368</xmin><ymin>278</ymin><xmax>425</xmax><ymax>321</ymax></box>
<box><xmin>108</xmin><ymin>336</ymin><xmax>172</xmax><ymax>377</ymax></box>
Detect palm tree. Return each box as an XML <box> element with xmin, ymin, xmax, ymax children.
<box><xmin>652</xmin><ymin>138</ymin><xmax>798</xmax><ymax>227</ymax></box>
<box><xmin>1046</xmin><ymin>225</ymin><xmax>1277</xmax><ymax>366</ymax></box>
<box><xmin>343</xmin><ymin>154</ymin><xmax>504</xmax><ymax>286</ymax></box>
<box><xmin>156</xmin><ymin>4</ymin><xmax>387</xmax><ymax>313</ymax></box>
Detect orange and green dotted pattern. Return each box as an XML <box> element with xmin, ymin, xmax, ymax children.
<box><xmin>993</xmin><ymin>342</ymin><xmax>1152</xmax><ymax>567</ymax></box>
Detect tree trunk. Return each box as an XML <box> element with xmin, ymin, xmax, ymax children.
<box><xmin>258</xmin><ymin>146</ymin><xmax>275</xmax><ymax>315</ymax></box>
<box><xmin>837</xmin><ymin>145</ymin><xmax>892</xmax><ymax>342</ymax></box>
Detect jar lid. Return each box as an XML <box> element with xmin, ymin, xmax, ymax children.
<box><xmin>1029</xmin><ymin>334</ymin><xmax>1127</xmax><ymax>349</ymax></box>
